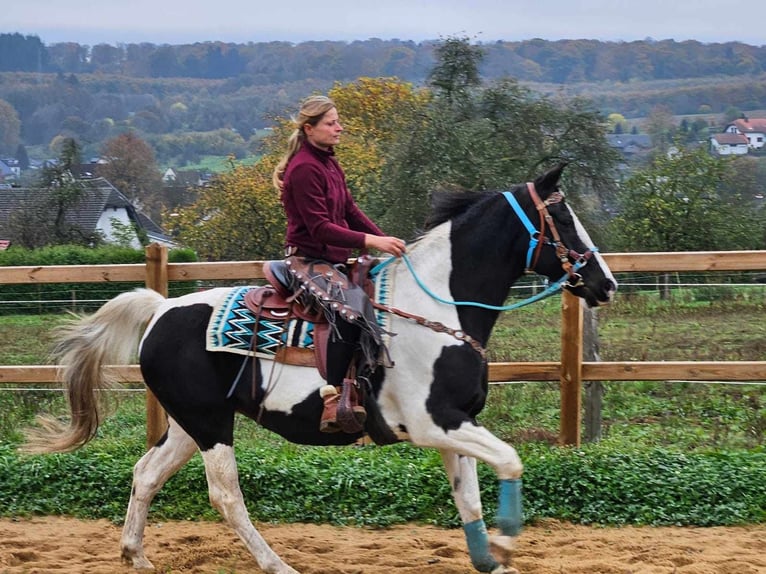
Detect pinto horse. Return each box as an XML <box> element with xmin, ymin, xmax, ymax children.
<box><xmin>25</xmin><ymin>164</ymin><xmax>616</xmax><ymax>574</ymax></box>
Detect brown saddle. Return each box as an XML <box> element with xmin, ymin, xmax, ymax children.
<box><xmin>242</xmin><ymin>256</ymin><xmax>379</xmax><ymax>379</ymax></box>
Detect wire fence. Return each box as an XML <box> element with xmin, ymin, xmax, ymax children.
<box><xmin>0</xmin><ymin>271</ymin><xmax>762</xmax><ymax>314</ymax></box>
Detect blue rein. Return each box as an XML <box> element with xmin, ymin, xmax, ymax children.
<box><xmin>370</xmin><ymin>190</ymin><xmax>597</xmax><ymax>312</ymax></box>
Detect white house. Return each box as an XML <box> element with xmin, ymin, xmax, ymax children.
<box><xmin>723</xmin><ymin>117</ymin><xmax>766</xmax><ymax>150</ymax></box>
<box><xmin>710</xmin><ymin>133</ymin><xmax>749</xmax><ymax>156</ymax></box>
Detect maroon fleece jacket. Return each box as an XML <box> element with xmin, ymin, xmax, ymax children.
<box><xmin>282</xmin><ymin>141</ymin><xmax>383</xmax><ymax>263</ymax></box>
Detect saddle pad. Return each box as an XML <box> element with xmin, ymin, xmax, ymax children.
<box><xmin>205</xmin><ymin>264</ymin><xmax>393</xmax><ymax>358</ymax></box>
<box><xmin>206</xmin><ymin>286</ymin><xmax>315</xmax><ymax>357</ymax></box>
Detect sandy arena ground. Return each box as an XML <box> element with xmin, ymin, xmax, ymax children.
<box><xmin>1</xmin><ymin>517</ymin><xmax>764</xmax><ymax>573</ymax></box>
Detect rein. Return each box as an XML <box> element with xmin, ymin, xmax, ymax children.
<box><xmin>368</xmin><ymin>183</ymin><xmax>600</xmax><ymax>355</ymax></box>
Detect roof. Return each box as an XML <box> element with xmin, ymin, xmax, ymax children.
<box><xmin>0</xmin><ymin>177</ymin><xmax>169</xmax><ymax>243</ymax></box>
<box><xmin>729</xmin><ymin>118</ymin><xmax>766</xmax><ymax>134</ymax></box>
<box><xmin>605</xmin><ymin>134</ymin><xmax>652</xmax><ymax>149</ymax></box>
<box><xmin>711</xmin><ymin>133</ymin><xmax>749</xmax><ymax>145</ymax></box>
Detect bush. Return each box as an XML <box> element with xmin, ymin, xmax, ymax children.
<box><xmin>1</xmin><ymin>441</ymin><xmax>763</xmax><ymax>527</ymax></box>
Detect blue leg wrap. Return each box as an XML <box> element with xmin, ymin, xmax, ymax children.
<box><xmin>496</xmin><ymin>478</ymin><xmax>523</xmax><ymax>537</ymax></box>
<box><xmin>463</xmin><ymin>519</ymin><xmax>500</xmax><ymax>572</ymax></box>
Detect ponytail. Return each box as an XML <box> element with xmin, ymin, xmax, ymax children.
<box><xmin>272</xmin><ymin>128</ymin><xmax>303</xmax><ymax>191</ymax></box>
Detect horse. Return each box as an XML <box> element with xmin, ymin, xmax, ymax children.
<box><xmin>24</xmin><ymin>164</ymin><xmax>616</xmax><ymax>574</ymax></box>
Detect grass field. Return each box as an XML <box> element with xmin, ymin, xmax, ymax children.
<box><xmin>0</xmin><ymin>286</ymin><xmax>763</xmax><ymax>451</ymax></box>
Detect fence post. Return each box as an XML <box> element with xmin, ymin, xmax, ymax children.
<box><xmin>583</xmin><ymin>306</ymin><xmax>603</xmax><ymax>443</ymax></box>
<box><xmin>144</xmin><ymin>243</ymin><xmax>169</xmax><ymax>449</ymax></box>
<box><xmin>559</xmin><ymin>290</ymin><xmax>584</xmax><ymax>446</ymax></box>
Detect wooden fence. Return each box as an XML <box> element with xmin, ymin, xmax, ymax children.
<box><xmin>1</xmin><ymin>245</ymin><xmax>765</xmax><ymax>447</ymax></box>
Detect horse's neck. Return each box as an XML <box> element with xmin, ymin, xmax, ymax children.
<box><xmin>384</xmin><ymin>222</ymin><xmax>462</xmax><ymax>325</ymax></box>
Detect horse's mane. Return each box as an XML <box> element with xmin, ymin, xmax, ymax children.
<box><xmin>424</xmin><ymin>190</ymin><xmax>498</xmax><ymax>231</ymax></box>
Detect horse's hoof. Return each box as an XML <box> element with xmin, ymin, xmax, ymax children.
<box><xmin>490</xmin><ymin>567</ymin><xmax>519</xmax><ymax>574</ymax></box>
<box><xmin>121</xmin><ymin>552</ymin><xmax>155</xmax><ymax>570</ymax></box>
<box><xmin>489</xmin><ymin>534</ymin><xmax>516</xmax><ymax>567</ymax></box>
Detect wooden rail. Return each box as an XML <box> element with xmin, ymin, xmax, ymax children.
<box><xmin>1</xmin><ymin>247</ymin><xmax>765</xmax><ymax>447</ymax></box>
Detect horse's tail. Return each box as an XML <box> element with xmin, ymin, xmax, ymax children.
<box><xmin>22</xmin><ymin>288</ymin><xmax>165</xmax><ymax>454</ymax></box>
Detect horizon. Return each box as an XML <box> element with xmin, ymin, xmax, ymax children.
<box><xmin>6</xmin><ymin>0</ymin><xmax>766</xmax><ymax>49</ymax></box>
<box><xmin>6</xmin><ymin>29</ymin><xmax>766</xmax><ymax>49</ymax></box>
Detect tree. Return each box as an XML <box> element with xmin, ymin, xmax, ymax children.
<box><xmin>428</xmin><ymin>37</ymin><xmax>484</xmax><ymax>108</ymax></box>
<box><xmin>373</xmin><ymin>72</ymin><xmax>620</xmax><ymax>240</ymax></box>
<box><xmin>166</xmin><ymin>157</ymin><xmax>285</xmax><ymax>260</ymax></box>
<box><xmin>327</xmin><ymin>77</ymin><xmax>429</xmax><ymax>209</ymax></box>
<box><xmin>99</xmin><ymin>131</ymin><xmax>163</xmax><ymax>217</ymax></box>
<box><xmin>608</xmin><ymin>145</ymin><xmax>764</xmax><ymax>252</ymax></box>
<box><xmin>168</xmin><ymin>77</ymin><xmax>429</xmax><ymax>259</ymax></box>
<box><xmin>644</xmin><ymin>105</ymin><xmax>676</xmax><ymax>153</ymax></box>
<box><xmin>8</xmin><ymin>138</ymin><xmax>102</xmax><ymax>248</ymax></box>
<box><xmin>15</xmin><ymin>143</ymin><xmax>29</xmax><ymax>170</ymax></box>
<box><xmin>0</xmin><ymin>98</ymin><xmax>21</xmax><ymax>154</ymax></box>
<box><xmin>607</xmin><ymin>113</ymin><xmax>627</xmax><ymax>133</ymax></box>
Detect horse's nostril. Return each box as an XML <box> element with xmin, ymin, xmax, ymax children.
<box><xmin>604</xmin><ymin>279</ymin><xmax>617</xmax><ymax>294</ymax></box>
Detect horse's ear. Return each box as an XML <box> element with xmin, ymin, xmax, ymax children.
<box><xmin>534</xmin><ymin>163</ymin><xmax>567</xmax><ymax>192</ymax></box>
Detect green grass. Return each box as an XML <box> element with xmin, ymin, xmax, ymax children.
<box><xmin>1</xmin><ymin>290</ymin><xmax>764</xmax><ymax>451</ymax></box>
<box><xmin>484</xmin><ymin>290</ymin><xmax>765</xmax><ymax>450</ymax></box>
<box><xmin>171</xmin><ymin>154</ymin><xmax>260</xmax><ymax>173</ymax></box>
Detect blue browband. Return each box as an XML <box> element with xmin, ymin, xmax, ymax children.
<box><xmin>502</xmin><ymin>190</ymin><xmax>539</xmax><ymax>270</ymax></box>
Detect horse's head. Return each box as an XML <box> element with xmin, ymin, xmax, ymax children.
<box><xmin>514</xmin><ymin>164</ymin><xmax>617</xmax><ymax>307</ymax></box>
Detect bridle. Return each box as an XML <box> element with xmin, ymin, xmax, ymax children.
<box><xmin>502</xmin><ymin>182</ymin><xmax>597</xmax><ymax>289</ymax></box>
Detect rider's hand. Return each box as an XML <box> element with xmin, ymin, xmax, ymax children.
<box><xmin>365</xmin><ymin>234</ymin><xmax>406</xmax><ymax>257</ymax></box>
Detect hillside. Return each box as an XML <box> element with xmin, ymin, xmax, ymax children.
<box><xmin>2</xmin><ymin>35</ymin><xmax>766</xmax><ymax>163</ymax></box>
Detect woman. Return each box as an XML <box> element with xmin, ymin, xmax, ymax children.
<box><xmin>273</xmin><ymin>95</ymin><xmax>405</xmax><ymax>433</ymax></box>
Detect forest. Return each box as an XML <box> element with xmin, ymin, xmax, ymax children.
<box><xmin>1</xmin><ymin>32</ymin><xmax>766</xmax><ymax>163</ymax></box>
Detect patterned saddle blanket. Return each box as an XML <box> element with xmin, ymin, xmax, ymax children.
<box><xmin>205</xmin><ymin>263</ymin><xmax>392</xmax><ymax>359</ymax></box>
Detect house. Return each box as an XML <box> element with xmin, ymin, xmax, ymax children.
<box><xmin>0</xmin><ymin>158</ymin><xmax>20</xmax><ymax>183</ymax></box>
<box><xmin>161</xmin><ymin>167</ymin><xmax>211</xmax><ymax>187</ymax></box>
<box><xmin>709</xmin><ymin>133</ymin><xmax>749</xmax><ymax>156</ymax></box>
<box><xmin>606</xmin><ymin>134</ymin><xmax>652</xmax><ymax>158</ymax></box>
<box><xmin>0</xmin><ymin>177</ymin><xmax>175</xmax><ymax>249</ymax></box>
<box><xmin>723</xmin><ymin>117</ymin><xmax>766</xmax><ymax>150</ymax></box>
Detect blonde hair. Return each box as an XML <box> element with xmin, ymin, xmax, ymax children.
<box><xmin>272</xmin><ymin>95</ymin><xmax>336</xmax><ymax>190</ymax></box>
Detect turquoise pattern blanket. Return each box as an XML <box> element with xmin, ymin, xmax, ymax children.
<box><xmin>205</xmin><ymin>264</ymin><xmax>392</xmax><ymax>358</ymax></box>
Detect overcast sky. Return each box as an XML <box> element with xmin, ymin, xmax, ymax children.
<box><xmin>6</xmin><ymin>0</ymin><xmax>765</xmax><ymax>47</ymax></box>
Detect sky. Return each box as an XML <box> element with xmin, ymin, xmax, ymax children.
<box><xmin>5</xmin><ymin>0</ymin><xmax>766</xmax><ymax>47</ymax></box>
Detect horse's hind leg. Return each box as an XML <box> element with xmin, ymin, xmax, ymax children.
<box><xmin>121</xmin><ymin>418</ymin><xmax>198</xmax><ymax>569</ymax></box>
<box><xmin>201</xmin><ymin>444</ymin><xmax>298</xmax><ymax>574</ymax></box>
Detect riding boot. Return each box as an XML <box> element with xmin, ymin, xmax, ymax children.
<box><xmin>319</xmin><ymin>321</ymin><xmax>366</xmax><ymax>433</ymax></box>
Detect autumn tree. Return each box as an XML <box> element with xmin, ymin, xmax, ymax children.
<box><xmin>168</xmin><ymin>77</ymin><xmax>429</xmax><ymax>260</ymax></box>
<box><xmin>165</xmin><ymin>157</ymin><xmax>285</xmax><ymax>260</ymax></box>
<box><xmin>644</xmin><ymin>105</ymin><xmax>677</xmax><ymax>153</ymax></box>
<box><xmin>0</xmin><ymin>98</ymin><xmax>21</xmax><ymax>154</ymax></box>
<box><xmin>327</xmin><ymin>78</ymin><xmax>429</xmax><ymax>210</ymax></box>
<box><xmin>99</xmin><ymin>131</ymin><xmax>163</xmax><ymax>217</ymax></box>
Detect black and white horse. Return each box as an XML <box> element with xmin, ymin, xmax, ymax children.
<box><xmin>26</xmin><ymin>164</ymin><xmax>616</xmax><ymax>574</ymax></box>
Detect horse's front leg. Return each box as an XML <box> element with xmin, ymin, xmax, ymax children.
<box><xmin>201</xmin><ymin>444</ymin><xmax>299</xmax><ymax>574</ymax></box>
<box><xmin>440</xmin><ymin>450</ymin><xmax>521</xmax><ymax>574</ymax></box>
<box><xmin>440</xmin><ymin>425</ymin><xmax>523</xmax><ymax>574</ymax></box>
